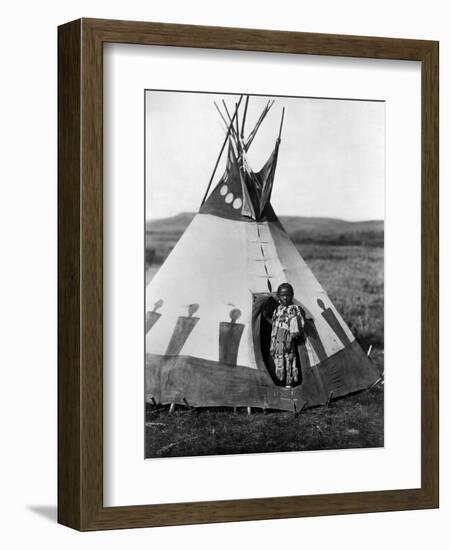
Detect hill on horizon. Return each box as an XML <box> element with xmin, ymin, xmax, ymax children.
<box><xmin>145</xmin><ymin>212</ymin><xmax>384</xmax><ymax>265</ymax></box>
<box><xmin>146</xmin><ymin>211</ymin><xmax>383</xmax><ymax>232</ymax></box>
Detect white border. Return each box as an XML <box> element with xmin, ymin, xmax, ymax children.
<box><xmin>103</xmin><ymin>43</ymin><xmax>421</xmax><ymax>507</ymax></box>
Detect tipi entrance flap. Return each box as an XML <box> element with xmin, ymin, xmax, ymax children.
<box><xmin>252</xmin><ymin>293</ymin><xmax>289</xmax><ymax>385</ymax></box>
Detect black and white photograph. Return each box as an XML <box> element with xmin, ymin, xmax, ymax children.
<box><xmin>144</xmin><ymin>90</ymin><xmax>385</xmax><ymax>458</ymax></box>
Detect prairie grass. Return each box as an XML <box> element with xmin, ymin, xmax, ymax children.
<box><xmin>300</xmin><ymin>243</ymin><xmax>384</xmax><ymax>349</ymax></box>
<box><xmin>145</xmin><ymin>383</ymin><xmax>384</xmax><ymax>458</ymax></box>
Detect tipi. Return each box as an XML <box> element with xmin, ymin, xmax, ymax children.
<box><xmin>145</xmin><ymin>96</ymin><xmax>380</xmax><ymax>412</ymax></box>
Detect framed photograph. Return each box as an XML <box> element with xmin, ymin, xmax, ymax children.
<box><xmin>58</xmin><ymin>18</ymin><xmax>438</xmax><ymax>530</ymax></box>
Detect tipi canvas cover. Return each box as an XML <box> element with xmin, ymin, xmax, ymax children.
<box><xmin>145</xmin><ymin>97</ymin><xmax>379</xmax><ymax>412</ymax></box>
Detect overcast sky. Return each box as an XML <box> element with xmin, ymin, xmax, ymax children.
<box><xmin>145</xmin><ymin>91</ymin><xmax>384</xmax><ymax>222</ymax></box>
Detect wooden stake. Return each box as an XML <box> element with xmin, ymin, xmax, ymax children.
<box><xmin>367</xmin><ymin>344</ymin><xmax>373</xmax><ymax>357</ymax></box>
<box><xmin>367</xmin><ymin>376</ymin><xmax>383</xmax><ymax>390</ymax></box>
<box><xmin>247</xmin><ymin>406</ymin><xmax>251</xmax><ymax>415</ymax></box>
<box><xmin>183</xmin><ymin>397</ymin><xmax>191</xmax><ymax>410</ymax></box>
<box><xmin>169</xmin><ymin>402</ymin><xmax>175</xmax><ymax>414</ymax></box>
<box><xmin>298</xmin><ymin>401</ymin><xmax>308</xmax><ymax>416</ymax></box>
<box><xmin>326</xmin><ymin>391</ymin><xmax>334</xmax><ymax>407</ymax></box>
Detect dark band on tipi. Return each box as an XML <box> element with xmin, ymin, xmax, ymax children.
<box><xmin>200</xmin><ymin>97</ymin><xmax>285</xmax><ymax>223</ymax></box>
<box><xmin>200</xmin><ymin>96</ymin><xmax>244</xmax><ymax>207</ymax></box>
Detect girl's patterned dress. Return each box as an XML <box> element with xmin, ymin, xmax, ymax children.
<box><xmin>270</xmin><ymin>304</ymin><xmax>305</xmax><ymax>385</ymax></box>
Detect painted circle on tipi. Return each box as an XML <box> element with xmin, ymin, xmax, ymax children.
<box><xmin>220</xmin><ymin>185</ymin><xmax>228</xmax><ymax>196</ymax></box>
<box><xmin>225</xmin><ymin>193</ymin><xmax>234</xmax><ymax>204</ymax></box>
<box><xmin>232</xmin><ymin>198</ymin><xmax>242</xmax><ymax>210</ymax></box>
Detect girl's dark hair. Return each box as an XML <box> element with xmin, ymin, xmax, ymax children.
<box><xmin>277</xmin><ymin>282</ymin><xmax>294</xmax><ymax>296</ymax></box>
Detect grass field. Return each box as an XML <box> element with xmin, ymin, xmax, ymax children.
<box><xmin>145</xmin><ymin>215</ymin><xmax>384</xmax><ymax>458</ymax></box>
<box><xmin>146</xmin><ymin>382</ymin><xmax>383</xmax><ymax>458</ymax></box>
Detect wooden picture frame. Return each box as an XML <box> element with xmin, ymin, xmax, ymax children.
<box><xmin>58</xmin><ymin>18</ymin><xmax>439</xmax><ymax>530</ymax></box>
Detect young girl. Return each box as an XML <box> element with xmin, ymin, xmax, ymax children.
<box><xmin>270</xmin><ymin>283</ymin><xmax>305</xmax><ymax>387</ymax></box>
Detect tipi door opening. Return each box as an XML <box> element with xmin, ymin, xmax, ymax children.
<box><xmin>252</xmin><ymin>293</ymin><xmax>303</xmax><ymax>388</ymax></box>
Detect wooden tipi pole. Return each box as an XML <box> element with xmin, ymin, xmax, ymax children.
<box><xmin>278</xmin><ymin>106</ymin><xmax>285</xmax><ymax>141</ymax></box>
<box><xmin>241</xmin><ymin>95</ymin><xmax>249</xmax><ymax>139</ymax></box>
<box><xmin>200</xmin><ymin>95</ymin><xmax>243</xmax><ymax>206</ymax></box>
